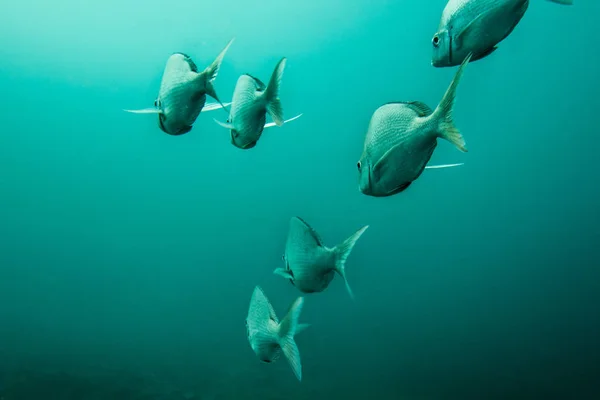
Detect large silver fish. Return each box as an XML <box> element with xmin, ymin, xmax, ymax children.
<box><xmin>274</xmin><ymin>217</ymin><xmax>369</xmax><ymax>300</ymax></box>
<box><xmin>432</xmin><ymin>0</ymin><xmax>573</xmax><ymax>68</ymax></box>
<box><xmin>124</xmin><ymin>38</ymin><xmax>234</xmax><ymax>135</ymax></box>
<box><xmin>215</xmin><ymin>57</ymin><xmax>289</xmax><ymax>149</ymax></box>
<box><xmin>246</xmin><ymin>286</ymin><xmax>310</xmax><ymax>381</ymax></box>
<box><xmin>357</xmin><ymin>54</ymin><xmax>472</xmax><ymax>197</ymax></box>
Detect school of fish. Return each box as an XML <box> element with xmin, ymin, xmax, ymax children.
<box><xmin>124</xmin><ymin>0</ymin><xmax>573</xmax><ymax>382</ymax></box>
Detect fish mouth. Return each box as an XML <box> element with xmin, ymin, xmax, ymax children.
<box><xmin>159</xmin><ymin>115</ymin><xmax>191</xmax><ymax>135</ymax></box>
<box><xmin>360</xmin><ymin>181</ymin><xmax>412</xmax><ymax>197</ymax></box>
<box><xmin>358</xmin><ymin>165</ymin><xmax>373</xmax><ymax>195</ymax></box>
<box><xmin>431</xmin><ymin>56</ymin><xmax>449</xmax><ymax>68</ymax></box>
<box><xmin>230</xmin><ymin>130</ymin><xmax>256</xmax><ymax>149</ymax></box>
<box><xmin>231</xmin><ymin>136</ymin><xmax>257</xmax><ymax>149</ymax></box>
<box><xmin>358</xmin><ymin>183</ymin><xmax>371</xmax><ymax>196</ymax></box>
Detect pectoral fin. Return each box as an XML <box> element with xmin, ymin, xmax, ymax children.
<box><xmin>213</xmin><ymin>118</ymin><xmax>234</xmax><ymax>130</ymax></box>
<box><xmin>264</xmin><ymin>113</ymin><xmax>303</xmax><ymax>129</ymax></box>
<box><xmin>424</xmin><ymin>163</ymin><xmax>464</xmax><ymax>169</ymax></box>
<box><xmin>202</xmin><ymin>102</ymin><xmax>232</xmax><ymax>112</ymax></box>
<box><xmin>123</xmin><ymin>108</ymin><xmax>162</xmax><ymax>114</ymax></box>
<box><xmin>274</xmin><ymin>268</ymin><xmax>294</xmax><ymax>280</ymax></box>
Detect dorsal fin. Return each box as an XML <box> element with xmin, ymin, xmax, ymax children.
<box><xmin>290</xmin><ymin>217</ymin><xmax>324</xmax><ymax>248</ymax></box>
<box><xmin>248</xmin><ymin>286</ymin><xmax>279</xmax><ymax>326</ymax></box>
<box><xmin>174</xmin><ymin>52</ymin><xmax>199</xmax><ymax>72</ymax></box>
<box><xmin>244</xmin><ymin>73</ymin><xmax>267</xmax><ymax>91</ymax></box>
<box><xmin>383</xmin><ymin>101</ymin><xmax>433</xmax><ymax>117</ymax></box>
<box><xmin>267</xmin><ymin>300</ymin><xmax>279</xmax><ymax>324</ymax></box>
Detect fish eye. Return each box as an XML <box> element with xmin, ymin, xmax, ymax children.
<box><xmin>432</xmin><ymin>35</ymin><xmax>440</xmax><ymax>47</ymax></box>
<box><xmin>357</xmin><ymin>161</ymin><xmax>361</xmax><ymax>170</ymax></box>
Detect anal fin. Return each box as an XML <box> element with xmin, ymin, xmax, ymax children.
<box><xmin>471</xmin><ymin>46</ymin><xmax>498</xmax><ymax>62</ymax></box>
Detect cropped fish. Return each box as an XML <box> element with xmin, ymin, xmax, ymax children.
<box><xmin>246</xmin><ymin>286</ymin><xmax>310</xmax><ymax>381</ymax></box>
<box><xmin>432</xmin><ymin>0</ymin><xmax>573</xmax><ymax>68</ymax></box>
<box><xmin>215</xmin><ymin>57</ymin><xmax>291</xmax><ymax>149</ymax></box>
<box><xmin>124</xmin><ymin>38</ymin><xmax>234</xmax><ymax>135</ymax></box>
<box><xmin>357</xmin><ymin>54</ymin><xmax>472</xmax><ymax>197</ymax></box>
<box><xmin>274</xmin><ymin>217</ymin><xmax>369</xmax><ymax>300</ymax></box>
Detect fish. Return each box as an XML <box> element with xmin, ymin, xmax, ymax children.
<box><xmin>274</xmin><ymin>217</ymin><xmax>369</xmax><ymax>300</ymax></box>
<box><xmin>431</xmin><ymin>0</ymin><xmax>573</xmax><ymax>68</ymax></box>
<box><xmin>124</xmin><ymin>38</ymin><xmax>234</xmax><ymax>135</ymax></box>
<box><xmin>357</xmin><ymin>53</ymin><xmax>472</xmax><ymax>197</ymax></box>
<box><xmin>246</xmin><ymin>286</ymin><xmax>310</xmax><ymax>381</ymax></box>
<box><xmin>214</xmin><ymin>57</ymin><xmax>288</xmax><ymax>149</ymax></box>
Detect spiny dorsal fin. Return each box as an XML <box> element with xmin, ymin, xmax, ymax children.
<box><xmin>382</xmin><ymin>101</ymin><xmax>433</xmax><ymax>117</ymax></box>
<box><xmin>266</xmin><ymin>298</ymin><xmax>279</xmax><ymax>324</ymax></box>
<box><xmin>244</xmin><ymin>73</ymin><xmax>267</xmax><ymax>91</ymax></box>
<box><xmin>291</xmin><ymin>216</ymin><xmax>325</xmax><ymax>248</ymax></box>
<box><xmin>173</xmin><ymin>52</ymin><xmax>199</xmax><ymax>72</ymax></box>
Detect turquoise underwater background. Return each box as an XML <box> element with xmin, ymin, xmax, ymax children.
<box><xmin>0</xmin><ymin>0</ymin><xmax>598</xmax><ymax>399</ymax></box>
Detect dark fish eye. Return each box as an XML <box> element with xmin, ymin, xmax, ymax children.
<box><xmin>357</xmin><ymin>161</ymin><xmax>361</xmax><ymax>170</ymax></box>
<box><xmin>432</xmin><ymin>35</ymin><xmax>440</xmax><ymax>47</ymax></box>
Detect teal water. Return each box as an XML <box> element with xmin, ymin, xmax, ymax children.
<box><xmin>0</xmin><ymin>1</ymin><xmax>598</xmax><ymax>399</ymax></box>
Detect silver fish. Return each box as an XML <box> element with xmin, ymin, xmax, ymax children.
<box><xmin>246</xmin><ymin>286</ymin><xmax>310</xmax><ymax>381</ymax></box>
<box><xmin>432</xmin><ymin>0</ymin><xmax>573</xmax><ymax>68</ymax></box>
<box><xmin>215</xmin><ymin>57</ymin><xmax>287</xmax><ymax>149</ymax></box>
<box><xmin>124</xmin><ymin>38</ymin><xmax>234</xmax><ymax>135</ymax></box>
<box><xmin>274</xmin><ymin>217</ymin><xmax>369</xmax><ymax>300</ymax></box>
<box><xmin>357</xmin><ymin>54</ymin><xmax>472</xmax><ymax>197</ymax></box>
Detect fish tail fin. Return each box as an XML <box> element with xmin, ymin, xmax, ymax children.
<box><xmin>332</xmin><ymin>225</ymin><xmax>369</xmax><ymax>300</ymax></box>
<box><xmin>432</xmin><ymin>53</ymin><xmax>472</xmax><ymax>153</ymax></box>
<box><xmin>247</xmin><ymin>286</ymin><xmax>281</xmax><ymax>362</ymax></box>
<box><xmin>545</xmin><ymin>0</ymin><xmax>572</xmax><ymax>5</ymax></box>
<box><xmin>264</xmin><ymin>57</ymin><xmax>287</xmax><ymax>127</ymax></box>
<box><xmin>277</xmin><ymin>296</ymin><xmax>305</xmax><ymax>381</ymax></box>
<box><xmin>203</xmin><ymin>38</ymin><xmax>235</xmax><ymax>110</ymax></box>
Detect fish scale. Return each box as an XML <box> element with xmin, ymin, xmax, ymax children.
<box><xmin>358</xmin><ymin>54</ymin><xmax>472</xmax><ymax>197</ymax></box>
<box><xmin>284</xmin><ymin>217</ymin><xmax>336</xmax><ymax>291</ymax></box>
<box><xmin>157</xmin><ymin>54</ymin><xmax>208</xmax><ymax>133</ymax></box>
<box><xmin>433</xmin><ymin>0</ymin><xmax>570</xmax><ymax>68</ymax></box>
<box><xmin>363</xmin><ymin>104</ymin><xmax>430</xmax><ymax>165</ymax></box>
<box><xmin>440</xmin><ymin>0</ymin><xmax>506</xmax><ymax>28</ymax></box>
<box><xmin>276</xmin><ymin>217</ymin><xmax>368</xmax><ymax>300</ymax></box>
<box><xmin>245</xmin><ymin>286</ymin><xmax>307</xmax><ymax>381</ymax></box>
<box><xmin>229</xmin><ymin>75</ymin><xmax>268</xmax><ymax>141</ymax></box>
<box><xmin>246</xmin><ymin>287</ymin><xmax>282</xmax><ymax>362</ymax></box>
<box><xmin>218</xmin><ymin>57</ymin><xmax>287</xmax><ymax>149</ymax></box>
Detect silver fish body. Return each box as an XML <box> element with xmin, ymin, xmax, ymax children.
<box><xmin>216</xmin><ymin>58</ymin><xmax>287</xmax><ymax>149</ymax></box>
<box><xmin>358</xmin><ymin>54</ymin><xmax>472</xmax><ymax>197</ymax></box>
<box><xmin>358</xmin><ymin>102</ymin><xmax>438</xmax><ymax>196</ymax></box>
<box><xmin>274</xmin><ymin>217</ymin><xmax>368</xmax><ymax>300</ymax></box>
<box><xmin>227</xmin><ymin>74</ymin><xmax>269</xmax><ymax>148</ymax></box>
<box><xmin>432</xmin><ymin>0</ymin><xmax>573</xmax><ymax>68</ymax></box>
<box><xmin>154</xmin><ymin>39</ymin><xmax>233</xmax><ymax>135</ymax></box>
<box><xmin>156</xmin><ymin>53</ymin><xmax>210</xmax><ymax>135</ymax></box>
<box><xmin>246</xmin><ymin>286</ymin><xmax>308</xmax><ymax>381</ymax></box>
